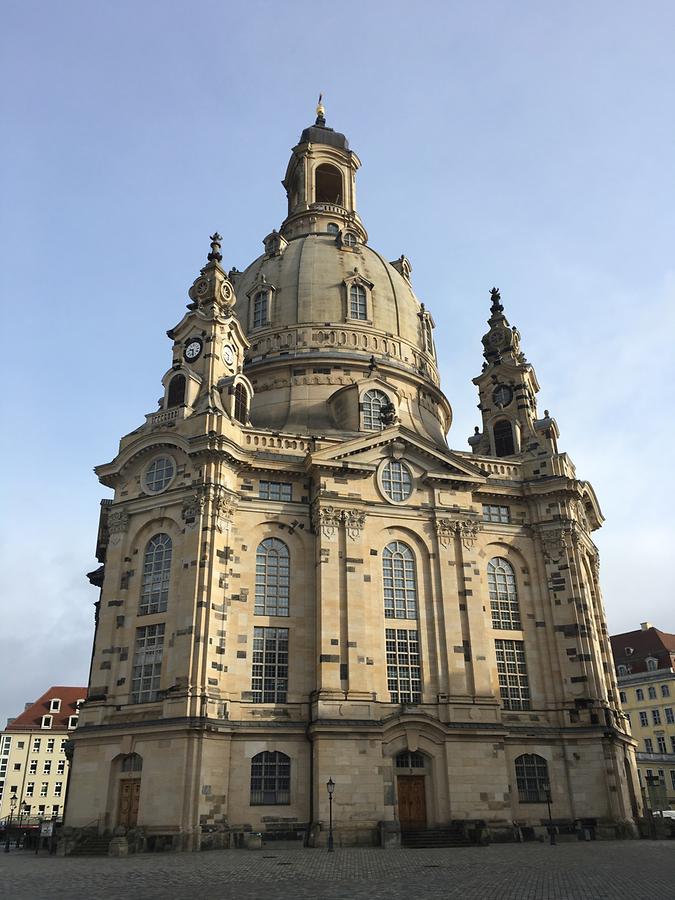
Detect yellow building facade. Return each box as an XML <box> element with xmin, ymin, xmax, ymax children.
<box><xmin>65</xmin><ymin>109</ymin><xmax>641</xmax><ymax>850</ymax></box>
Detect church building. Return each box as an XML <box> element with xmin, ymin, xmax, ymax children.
<box><xmin>65</xmin><ymin>103</ymin><xmax>641</xmax><ymax>850</ymax></box>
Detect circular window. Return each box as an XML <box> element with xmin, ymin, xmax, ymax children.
<box><xmin>343</xmin><ymin>232</ymin><xmax>357</xmax><ymax>247</ymax></box>
<box><xmin>492</xmin><ymin>384</ymin><xmax>513</xmax><ymax>408</ymax></box>
<box><xmin>381</xmin><ymin>460</ymin><xmax>413</xmax><ymax>502</ymax></box>
<box><xmin>144</xmin><ymin>456</ymin><xmax>175</xmax><ymax>493</ymax></box>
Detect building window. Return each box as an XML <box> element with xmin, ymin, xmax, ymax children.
<box><xmin>52</xmin><ymin>805</ymin><xmax>59</xmax><ymax>817</ymax></box>
<box><xmin>652</xmin><ymin>709</ymin><xmax>662</xmax><ymax>725</ymax></box>
<box><xmin>41</xmin><ymin>716</ymin><xmax>52</xmax><ymax>730</ymax></box>
<box><xmin>422</xmin><ymin>316</ymin><xmax>434</xmax><ymax>355</ymax></box>
<box><xmin>315</xmin><ymin>163</ymin><xmax>342</xmax><ymax>204</ymax></box>
<box><xmin>40</xmin><ymin>783</ymin><xmax>48</xmax><ymax>797</ymax></box>
<box><xmin>665</xmin><ymin>707</ymin><xmax>674</xmax><ymax>724</ymax></box>
<box><xmin>259</xmin><ymin>481</ymin><xmax>292</xmax><ymax>501</ymax></box>
<box><xmin>49</xmin><ymin>699</ymin><xmax>61</xmax><ymax>713</ymax></box>
<box><xmin>57</xmin><ymin>760</ymin><xmax>65</xmax><ymax>775</ymax></box>
<box><xmin>493</xmin><ymin>419</ymin><xmax>515</xmax><ymax>456</ymax></box>
<box><xmin>131</xmin><ymin>623</ymin><xmax>165</xmax><ymax>704</ymax></box>
<box><xmin>383</xmin><ymin>542</ymin><xmax>418</xmax><ymax>620</ymax></box>
<box><xmin>68</xmin><ymin>716</ymin><xmax>78</xmax><ymax>729</ymax></box>
<box><xmin>343</xmin><ymin>232</ymin><xmax>357</xmax><ymax>248</ymax></box>
<box><xmin>662</xmin><ymin>684</ymin><xmax>670</xmax><ymax>698</ymax></box>
<box><xmin>250</xmin><ymin>751</ymin><xmax>290</xmax><ymax>805</ymax></box>
<box><xmin>395</xmin><ymin>751</ymin><xmax>425</xmax><ymax>769</ymax></box>
<box><xmin>46</xmin><ymin>739</ymin><xmax>54</xmax><ymax>753</ymax></box>
<box><xmin>648</xmin><ymin>686</ymin><xmax>657</xmax><ymax>700</ymax></box>
<box><xmin>60</xmin><ymin>739</ymin><xmax>67</xmax><ymax>751</ymax></box>
<box><xmin>639</xmin><ymin>711</ymin><xmax>648</xmax><ymax>727</ymax></box>
<box><xmin>140</xmin><ymin>533</ymin><xmax>172</xmax><ymax>616</ymax></box>
<box><xmin>645</xmin><ymin>738</ymin><xmax>654</xmax><ymax>753</ymax></box>
<box><xmin>327</xmin><ymin>223</ymin><xmax>340</xmax><ymax>234</ymax></box>
<box><xmin>381</xmin><ymin>461</ymin><xmax>413</xmax><ymax>502</ymax></box>
<box><xmin>482</xmin><ymin>504</ymin><xmax>510</xmax><ymax>524</ymax></box>
<box><xmin>253</xmin><ymin>290</ymin><xmax>269</xmax><ymax>328</ymax></box>
<box><xmin>385</xmin><ymin>628</ymin><xmax>422</xmax><ymax>703</ymax></box>
<box><xmin>29</xmin><ymin>760</ymin><xmax>37</xmax><ymax>775</ymax></box>
<box><xmin>121</xmin><ymin>753</ymin><xmax>143</xmax><ymax>773</ymax></box>
<box><xmin>167</xmin><ymin>374</ymin><xmax>186</xmax><ymax>408</ymax></box>
<box><xmin>26</xmin><ymin>783</ymin><xmax>34</xmax><ymax>797</ymax></box>
<box><xmin>646</xmin><ymin>657</ymin><xmax>658</xmax><ymax>671</ymax></box>
<box><xmin>671</xmin><ymin>737</ymin><xmax>675</xmax><ymax>754</ymax></box>
<box><xmin>495</xmin><ymin>639</ymin><xmax>531</xmax><ymax>710</ymax></box>
<box><xmin>636</xmin><ymin>689</ymin><xmax>644</xmax><ymax>701</ymax></box>
<box><xmin>362</xmin><ymin>389</ymin><xmax>389</xmax><ymax>430</ymax></box>
<box><xmin>349</xmin><ymin>284</ymin><xmax>367</xmax><ymax>320</ymax></box>
<box><xmin>619</xmin><ymin>691</ymin><xmax>627</xmax><ymax>704</ymax></box>
<box><xmin>251</xmin><ymin>627</ymin><xmax>288</xmax><ymax>704</ymax></box>
<box><xmin>43</xmin><ymin>761</ymin><xmax>51</xmax><ymax>775</ymax></box>
<box><xmin>671</xmin><ymin>771</ymin><xmax>675</xmax><ymax>790</ymax></box>
<box><xmin>144</xmin><ymin>456</ymin><xmax>174</xmax><ymax>493</ymax></box>
<box><xmin>657</xmin><ymin>736</ymin><xmax>667</xmax><ymax>753</ymax></box>
<box><xmin>54</xmin><ymin>782</ymin><xmax>63</xmax><ymax>797</ymax></box>
<box><xmin>515</xmin><ymin>753</ymin><xmax>549</xmax><ymax>803</ymax></box>
<box><xmin>13</xmin><ymin>763</ymin><xmax>20</xmax><ymax>771</ymax></box>
<box><xmin>488</xmin><ymin>557</ymin><xmax>521</xmax><ymax>630</ymax></box>
<box><xmin>255</xmin><ymin>539</ymin><xmax>290</xmax><ymax>617</ymax></box>
<box><xmin>234</xmin><ymin>383</ymin><xmax>248</xmax><ymax>424</ymax></box>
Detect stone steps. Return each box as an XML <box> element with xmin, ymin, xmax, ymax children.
<box><xmin>69</xmin><ymin>838</ymin><xmax>111</xmax><ymax>856</ymax></box>
<box><xmin>401</xmin><ymin>827</ymin><xmax>475</xmax><ymax>849</ymax></box>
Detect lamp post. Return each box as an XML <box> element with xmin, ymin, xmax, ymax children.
<box><xmin>542</xmin><ymin>781</ymin><xmax>555</xmax><ymax>846</ymax></box>
<box><xmin>4</xmin><ymin>793</ymin><xmax>18</xmax><ymax>852</ymax></box>
<box><xmin>326</xmin><ymin>778</ymin><xmax>335</xmax><ymax>852</ymax></box>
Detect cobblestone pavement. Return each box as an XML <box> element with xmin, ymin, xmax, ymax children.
<box><xmin>0</xmin><ymin>841</ymin><xmax>673</xmax><ymax>900</ymax></box>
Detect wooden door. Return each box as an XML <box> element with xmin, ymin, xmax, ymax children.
<box><xmin>118</xmin><ymin>779</ymin><xmax>141</xmax><ymax>828</ymax></box>
<box><xmin>397</xmin><ymin>775</ymin><xmax>426</xmax><ymax>828</ymax></box>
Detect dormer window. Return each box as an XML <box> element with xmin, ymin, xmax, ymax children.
<box><xmin>625</xmin><ymin>647</ymin><xmax>634</xmax><ymax>655</ymax></box>
<box><xmin>41</xmin><ymin>715</ymin><xmax>53</xmax><ymax>729</ymax></box>
<box><xmin>362</xmin><ymin>389</ymin><xmax>389</xmax><ymax>431</ymax></box>
<box><xmin>68</xmin><ymin>716</ymin><xmax>79</xmax><ymax>730</ymax></box>
<box><xmin>646</xmin><ymin>657</ymin><xmax>658</xmax><ymax>671</ymax></box>
<box><xmin>253</xmin><ymin>291</ymin><xmax>269</xmax><ymax>329</ymax></box>
<box><xmin>327</xmin><ymin>223</ymin><xmax>340</xmax><ymax>234</ymax></box>
<box><xmin>617</xmin><ymin>665</ymin><xmax>628</xmax><ymax>676</ymax></box>
<box><xmin>350</xmin><ymin>284</ymin><xmax>367</xmax><ymax>320</ymax></box>
<box><xmin>343</xmin><ymin>232</ymin><xmax>357</xmax><ymax>248</ymax></box>
<box><xmin>49</xmin><ymin>699</ymin><xmax>61</xmax><ymax>713</ymax></box>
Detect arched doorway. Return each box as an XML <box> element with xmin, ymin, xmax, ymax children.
<box><xmin>395</xmin><ymin>750</ymin><xmax>428</xmax><ymax>829</ymax></box>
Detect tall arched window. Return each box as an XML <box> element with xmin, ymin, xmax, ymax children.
<box><xmin>362</xmin><ymin>389</ymin><xmax>389</xmax><ymax>430</ymax></box>
<box><xmin>493</xmin><ymin>419</ymin><xmax>515</xmax><ymax>456</ymax></box>
<box><xmin>315</xmin><ymin>163</ymin><xmax>342</xmax><ymax>204</ymax></box>
<box><xmin>139</xmin><ymin>534</ymin><xmax>172</xmax><ymax>615</ymax></box>
<box><xmin>383</xmin><ymin>541</ymin><xmax>417</xmax><ymax>619</ymax></box>
<box><xmin>487</xmin><ymin>557</ymin><xmax>521</xmax><ymax>630</ymax></box>
<box><xmin>514</xmin><ymin>753</ymin><xmax>549</xmax><ymax>803</ymax></box>
<box><xmin>349</xmin><ymin>284</ymin><xmax>367</xmax><ymax>320</ymax></box>
<box><xmin>250</xmin><ymin>751</ymin><xmax>290</xmax><ymax>805</ymax></box>
<box><xmin>234</xmin><ymin>384</ymin><xmax>248</xmax><ymax>424</ymax></box>
<box><xmin>253</xmin><ymin>290</ymin><xmax>269</xmax><ymax>328</ymax></box>
<box><xmin>167</xmin><ymin>374</ymin><xmax>186</xmax><ymax>407</ymax></box>
<box><xmin>255</xmin><ymin>538</ymin><xmax>290</xmax><ymax>616</ymax></box>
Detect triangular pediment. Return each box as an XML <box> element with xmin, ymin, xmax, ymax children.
<box><xmin>306</xmin><ymin>426</ymin><xmax>486</xmax><ymax>485</ymax></box>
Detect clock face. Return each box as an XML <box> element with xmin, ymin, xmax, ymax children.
<box><xmin>492</xmin><ymin>384</ymin><xmax>513</xmax><ymax>408</ymax></box>
<box><xmin>488</xmin><ymin>328</ymin><xmax>505</xmax><ymax>347</ymax></box>
<box><xmin>222</xmin><ymin>344</ymin><xmax>235</xmax><ymax>365</ymax></box>
<box><xmin>184</xmin><ymin>338</ymin><xmax>203</xmax><ymax>362</ymax></box>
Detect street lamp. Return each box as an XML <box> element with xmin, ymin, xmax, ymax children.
<box><xmin>4</xmin><ymin>793</ymin><xmax>18</xmax><ymax>852</ymax></box>
<box><xmin>326</xmin><ymin>778</ymin><xmax>335</xmax><ymax>852</ymax></box>
<box><xmin>542</xmin><ymin>781</ymin><xmax>555</xmax><ymax>846</ymax></box>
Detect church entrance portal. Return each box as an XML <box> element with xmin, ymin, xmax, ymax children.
<box><xmin>117</xmin><ymin>779</ymin><xmax>141</xmax><ymax>828</ymax></box>
<box><xmin>397</xmin><ymin>775</ymin><xmax>427</xmax><ymax>828</ymax></box>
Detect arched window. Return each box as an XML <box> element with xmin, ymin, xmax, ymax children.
<box><xmin>253</xmin><ymin>290</ymin><xmax>269</xmax><ymax>328</ymax></box>
<box><xmin>349</xmin><ymin>284</ymin><xmax>367</xmax><ymax>320</ymax></box>
<box><xmin>255</xmin><ymin>538</ymin><xmax>290</xmax><ymax>616</ymax></box>
<box><xmin>383</xmin><ymin>542</ymin><xmax>417</xmax><ymax>619</ymax></box>
<box><xmin>327</xmin><ymin>222</ymin><xmax>340</xmax><ymax>234</ymax></box>
<box><xmin>250</xmin><ymin>751</ymin><xmax>290</xmax><ymax>805</ymax></box>
<box><xmin>167</xmin><ymin>374</ymin><xmax>186</xmax><ymax>407</ymax></box>
<box><xmin>514</xmin><ymin>754</ymin><xmax>549</xmax><ymax>803</ymax></box>
<box><xmin>646</xmin><ymin>657</ymin><xmax>658</xmax><ymax>672</ymax></box>
<box><xmin>395</xmin><ymin>750</ymin><xmax>425</xmax><ymax>769</ymax></box>
<box><xmin>234</xmin><ymin>383</ymin><xmax>248</xmax><ymax>424</ymax></box>
<box><xmin>493</xmin><ymin>419</ymin><xmax>515</xmax><ymax>456</ymax></box>
<box><xmin>140</xmin><ymin>534</ymin><xmax>172</xmax><ymax>615</ymax></box>
<box><xmin>362</xmin><ymin>389</ymin><xmax>389</xmax><ymax>430</ymax></box>
<box><xmin>121</xmin><ymin>753</ymin><xmax>143</xmax><ymax>773</ymax></box>
<box><xmin>487</xmin><ymin>557</ymin><xmax>521</xmax><ymax>630</ymax></box>
<box><xmin>315</xmin><ymin>163</ymin><xmax>342</xmax><ymax>204</ymax></box>
<box><xmin>381</xmin><ymin>461</ymin><xmax>413</xmax><ymax>502</ymax></box>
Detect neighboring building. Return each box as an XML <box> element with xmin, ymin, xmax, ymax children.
<box><xmin>611</xmin><ymin>623</ymin><xmax>675</xmax><ymax>808</ymax></box>
<box><xmin>65</xmin><ymin>104</ymin><xmax>640</xmax><ymax>850</ymax></box>
<box><xmin>0</xmin><ymin>686</ymin><xmax>86</xmax><ymax>825</ymax></box>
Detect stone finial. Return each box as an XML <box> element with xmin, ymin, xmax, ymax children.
<box><xmin>207</xmin><ymin>232</ymin><xmax>223</xmax><ymax>264</ymax></box>
<box><xmin>489</xmin><ymin>287</ymin><xmax>503</xmax><ymax>315</ymax></box>
<box><xmin>315</xmin><ymin>92</ymin><xmax>326</xmax><ymax>127</ymax></box>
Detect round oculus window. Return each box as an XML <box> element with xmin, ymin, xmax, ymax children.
<box><xmin>492</xmin><ymin>384</ymin><xmax>513</xmax><ymax>408</ymax></box>
<box><xmin>381</xmin><ymin>460</ymin><xmax>413</xmax><ymax>502</ymax></box>
<box><xmin>343</xmin><ymin>232</ymin><xmax>357</xmax><ymax>247</ymax></box>
<box><xmin>144</xmin><ymin>456</ymin><xmax>175</xmax><ymax>493</ymax></box>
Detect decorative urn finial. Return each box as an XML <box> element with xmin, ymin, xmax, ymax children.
<box><xmin>207</xmin><ymin>232</ymin><xmax>223</xmax><ymax>264</ymax></box>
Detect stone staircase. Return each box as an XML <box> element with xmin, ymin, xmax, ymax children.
<box><xmin>401</xmin><ymin>824</ymin><xmax>476</xmax><ymax>849</ymax></box>
<box><xmin>69</xmin><ymin>834</ymin><xmax>111</xmax><ymax>856</ymax></box>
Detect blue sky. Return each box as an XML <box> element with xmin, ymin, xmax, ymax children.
<box><xmin>1</xmin><ymin>0</ymin><xmax>674</xmax><ymax>725</ymax></box>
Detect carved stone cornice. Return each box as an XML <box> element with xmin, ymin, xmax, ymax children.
<box><xmin>311</xmin><ymin>506</ymin><xmax>366</xmax><ymax>540</ymax></box>
<box><xmin>344</xmin><ymin>509</ymin><xmax>365</xmax><ymax>541</ymax></box>
<box><xmin>434</xmin><ymin>517</ymin><xmax>482</xmax><ymax>550</ymax></box>
<box><xmin>107</xmin><ymin>509</ymin><xmax>130</xmax><ymax>545</ymax></box>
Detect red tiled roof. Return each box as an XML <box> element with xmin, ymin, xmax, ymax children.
<box><xmin>610</xmin><ymin>626</ymin><xmax>675</xmax><ymax>674</ymax></box>
<box><xmin>7</xmin><ymin>686</ymin><xmax>88</xmax><ymax>732</ymax></box>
